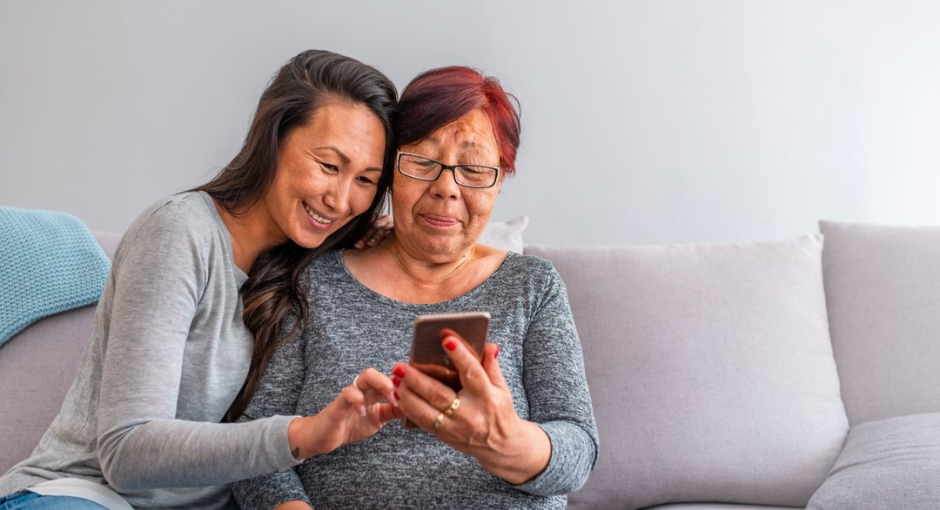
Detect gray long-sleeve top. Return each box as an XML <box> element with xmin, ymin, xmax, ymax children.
<box><xmin>0</xmin><ymin>192</ymin><xmax>300</xmax><ymax>509</ymax></box>
<box><xmin>232</xmin><ymin>250</ymin><xmax>598</xmax><ymax>510</ymax></box>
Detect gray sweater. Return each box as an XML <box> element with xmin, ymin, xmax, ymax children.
<box><xmin>232</xmin><ymin>250</ymin><xmax>598</xmax><ymax>510</ymax></box>
<box><xmin>0</xmin><ymin>192</ymin><xmax>299</xmax><ymax>509</ymax></box>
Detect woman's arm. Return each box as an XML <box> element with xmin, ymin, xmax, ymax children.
<box><xmin>511</xmin><ymin>266</ymin><xmax>599</xmax><ymax>495</ymax></box>
<box><xmin>95</xmin><ymin>203</ymin><xmax>299</xmax><ymax>491</ymax></box>
<box><xmin>392</xmin><ymin>264</ymin><xmax>598</xmax><ymax>495</ymax></box>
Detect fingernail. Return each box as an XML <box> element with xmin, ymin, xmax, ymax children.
<box><xmin>354</xmin><ymin>241</ymin><xmax>364</xmax><ymax>248</ymax></box>
<box><xmin>494</xmin><ymin>344</ymin><xmax>500</xmax><ymax>358</ymax></box>
<box><xmin>391</xmin><ymin>376</ymin><xmax>401</xmax><ymax>387</ymax></box>
<box><xmin>388</xmin><ymin>392</ymin><xmax>399</xmax><ymax>406</ymax></box>
<box><xmin>368</xmin><ymin>239</ymin><xmax>377</xmax><ymax>246</ymax></box>
<box><xmin>393</xmin><ymin>366</ymin><xmax>406</xmax><ymax>378</ymax></box>
<box><xmin>393</xmin><ymin>391</ymin><xmax>400</xmax><ymax>401</ymax></box>
<box><xmin>444</xmin><ymin>339</ymin><xmax>458</xmax><ymax>351</ymax></box>
<box><xmin>358</xmin><ymin>405</ymin><xmax>367</xmax><ymax>416</ymax></box>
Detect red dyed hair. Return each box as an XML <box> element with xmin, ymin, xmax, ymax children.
<box><xmin>394</xmin><ymin>66</ymin><xmax>521</xmax><ymax>174</ymax></box>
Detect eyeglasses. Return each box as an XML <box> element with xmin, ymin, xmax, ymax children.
<box><xmin>397</xmin><ymin>152</ymin><xmax>500</xmax><ymax>189</ymax></box>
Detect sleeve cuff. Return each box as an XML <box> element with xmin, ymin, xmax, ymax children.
<box><xmin>267</xmin><ymin>415</ymin><xmax>305</xmax><ymax>470</ymax></box>
<box><xmin>510</xmin><ymin>421</ymin><xmax>596</xmax><ymax>496</ymax></box>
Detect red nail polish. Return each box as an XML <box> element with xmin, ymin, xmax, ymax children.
<box><xmin>444</xmin><ymin>339</ymin><xmax>458</xmax><ymax>351</ymax></box>
<box><xmin>494</xmin><ymin>344</ymin><xmax>500</xmax><ymax>359</ymax></box>
<box><xmin>391</xmin><ymin>376</ymin><xmax>401</xmax><ymax>387</ymax></box>
<box><xmin>393</xmin><ymin>391</ymin><xmax>400</xmax><ymax>401</ymax></box>
<box><xmin>393</xmin><ymin>366</ymin><xmax>406</xmax><ymax>378</ymax></box>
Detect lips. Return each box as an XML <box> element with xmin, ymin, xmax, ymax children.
<box><xmin>303</xmin><ymin>202</ymin><xmax>337</xmax><ymax>230</ymax></box>
<box><xmin>420</xmin><ymin>214</ymin><xmax>460</xmax><ymax>227</ymax></box>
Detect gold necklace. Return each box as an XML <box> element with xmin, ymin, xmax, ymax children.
<box><xmin>387</xmin><ymin>242</ymin><xmax>475</xmax><ymax>285</ymax></box>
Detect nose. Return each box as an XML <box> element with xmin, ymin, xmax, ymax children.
<box><xmin>429</xmin><ymin>168</ymin><xmax>461</xmax><ymax>200</ymax></box>
<box><xmin>323</xmin><ymin>175</ymin><xmax>352</xmax><ymax>213</ymax></box>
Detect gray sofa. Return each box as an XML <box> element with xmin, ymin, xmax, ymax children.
<box><xmin>2</xmin><ymin>223</ymin><xmax>939</xmax><ymax>509</ymax></box>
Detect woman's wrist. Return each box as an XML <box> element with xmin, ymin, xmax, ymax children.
<box><xmin>287</xmin><ymin>416</ymin><xmax>325</xmax><ymax>460</ymax></box>
<box><xmin>479</xmin><ymin>419</ymin><xmax>552</xmax><ymax>485</ymax></box>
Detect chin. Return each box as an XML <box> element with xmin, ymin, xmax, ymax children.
<box><xmin>421</xmin><ymin>239</ymin><xmax>465</xmax><ymax>259</ymax></box>
<box><xmin>290</xmin><ymin>228</ymin><xmax>330</xmax><ymax>250</ymax></box>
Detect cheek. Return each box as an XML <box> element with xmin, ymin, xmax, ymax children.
<box><xmin>350</xmin><ymin>187</ymin><xmax>379</xmax><ymax>215</ymax></box>
<box><xmin>392</xmin><ymin>184</ymin><xmax>425</xmax><ymax>217</ymax></box>
<box><xmin>266</xmin><ymin>172</ymin><xmax>295</xmax><ymax>213</ymax></box>
<box><xmin>467</xmin><ymin>192</ymin><xmax>498</xmax><ymax>220</ymax></box>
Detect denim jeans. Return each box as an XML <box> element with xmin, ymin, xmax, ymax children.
<box><xmin>0</xmin><ymin>491</ymin><xmax>109</xmax><ymax>510</ymax></box>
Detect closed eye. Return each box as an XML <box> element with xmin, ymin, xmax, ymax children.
<box><xmin>320</xmin><ymin>162</ymin><xmax>339</xmax><ymax>173</ymax></box>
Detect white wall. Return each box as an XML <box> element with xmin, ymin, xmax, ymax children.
<box><xmin>2</xmin><ymin>0</ymin><xmax>939</xmax><ymax>245</ymax></box>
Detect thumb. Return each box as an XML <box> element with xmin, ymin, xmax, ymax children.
<box><xmin>481</xmin><ymin>343</ymin><xmax>509</xmax><ymax>391</ymax></box>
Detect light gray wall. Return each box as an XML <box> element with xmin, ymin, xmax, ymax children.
<box><xmin>2</xmin><ymin>0</ymin><xmax>939</xmax><ymax>245</ymax></box>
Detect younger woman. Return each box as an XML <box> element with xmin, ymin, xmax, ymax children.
<box><xmin>0</xmin><ymin>49</ymin><xmax>399</xmax><ymax>510</ymax></box>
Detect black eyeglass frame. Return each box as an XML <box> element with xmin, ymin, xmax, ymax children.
<box><xmin>396</xmin><ymin>152</ymin><xmax>501</xmax><ymax>189</ymax></box>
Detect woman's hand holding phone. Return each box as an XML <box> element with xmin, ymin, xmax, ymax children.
<box><xmin>287</xmin><ymin>367</ymin><xmax>401</xmax><ymax>460</ymax></box>
<box><xmin>391</xmin><ymin>330</ymin><xmax>552</xmax><ymax>485</ymax></box>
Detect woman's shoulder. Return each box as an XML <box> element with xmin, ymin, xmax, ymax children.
<box><xmin>488</xmin><ymin>251</ymin><xmax>565</xmax><ymax>299</ymax></box>
<box><xmin>499</xmin><ymin>251</ymin><xmax>560</xmax><ymax>280</ymax></box>
<box><xmin>117</xmin><ymin>192</ymin><xmax>221</xmax><ymax>257</ymax></box>
<box><xmin>132</xmin><ymin>192</ymin><xmax>216</xmax><ymax>232</ymax></box>
<box><xmin>299</xmin><ymin>249</ymin><xmax>347</xmax><ymax>285</ymax></box>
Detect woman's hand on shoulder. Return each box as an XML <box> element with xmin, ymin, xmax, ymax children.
<box><xmin>287</xmin><ymin>368</ymin><xmax>401</xmax><ymax>459</ymax></box>
<box><xmin>353</xmin><ymin>215</ymin><xmax>393</xmax><ymax>249</ymax></box>
<box><xmin>391</xmin><ymin>333</ymin><xmax>551</xmax><ymax>485</ymax></box>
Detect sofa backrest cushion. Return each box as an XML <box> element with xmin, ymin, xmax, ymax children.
<box><xmin>820</xmin><ymin>221</ymin><xmax>940</xmax><ymax>426</ymax></box>
<box><xmin>527</xmin><ymin>235</ymin><xmax>848</xmax><ymax>510</ymax></box>
<box><xmin>0</xmin><ymin>231</ymin><xmax>121</xmax><ymax>474</ymax></box>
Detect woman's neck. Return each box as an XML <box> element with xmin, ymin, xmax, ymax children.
<box><xmin>343</xmin><ymin>235</ymin><xmax>507</xmax><ymax>305</ymax></box>
<box><xmin>213</xmin><ymin>199</ymin><xmax>285</xmax><ymax>274</ymax></box>
<box><xmin>383</xmin><ymin>237</ymin><xmax>476</xmax><ymax>287</ymax></box>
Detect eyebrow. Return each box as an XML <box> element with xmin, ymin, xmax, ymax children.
<box><xmin>315</xmin><ymin>146</ymin><xmax>382</xmax><ymax>173</ymax></box>
<box><xmin>315</xmin><ymin>146</ymin><xmax>350</xmax><ymax>164</ymax></box>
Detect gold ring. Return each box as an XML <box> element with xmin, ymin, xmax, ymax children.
<box><xmin>433</xmin><ymin>412</ymin><xmax>445</xmax><ymax>431</ymax></box>
<box><xmin>443</xmin><ymin>397</ymin><xmax>461</xmax><ymax>416</ymax></box>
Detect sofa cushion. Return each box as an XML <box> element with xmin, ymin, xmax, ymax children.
<box><xmin>0</xmin><ymin>231</ymin><xmax>120</xmax><ymax>473</ymax></box>
<box><xmin>527</xmin><ymin>236</ymin><xmax>847</xmax><ymax>510</ymax></box>
<box><xmin>478</xmin><ymin>216</ymin><xmax>528</xmax><ymax>254</ymax></box>
<box><xmin>805</xmin><ymin>413</ymin><xmax>940</xmax><ymax>510</ymax></box>
<box><xmin>0</xmin><ymin>305</ymin><xmax>98</xmax><ymax>473</ymax></box>
<box><xmin>820</xmin><ymin>221</ymin><xmax>940</xmax><ymax>426</ymax></box>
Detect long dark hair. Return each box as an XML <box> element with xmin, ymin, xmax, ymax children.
<box><xmin>192</xmin><ymin>50</ymin><xmax>397</xmax><ymax>422</ymax></box>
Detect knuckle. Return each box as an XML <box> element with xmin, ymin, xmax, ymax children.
<box><xmin>431</xmin><ymin>387</ymin><xmax>452</xmax><ymax>407</ymax></box>
<box><xmin>339</xmin><ymin>386</ymin><xmax>358</xmax><ymax>402</ymax></box>
<box><xmin>463</xmin><ymin>366</ymin><xmax>487</xmax><ymax>386</ymax></box>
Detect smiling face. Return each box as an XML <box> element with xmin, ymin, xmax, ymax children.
<box><xmin>392</xmin><ymin>109</ymin><xmax>503</xmax><ymax>262</ymax></box>
<box><xmin>262</xmin><ymin>100</ymin><xmax>386</xmax><ymax>249</ymax></box>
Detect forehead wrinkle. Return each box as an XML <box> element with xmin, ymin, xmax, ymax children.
<box><xmin>314</xmin><ymin>146</ymin><xmax>350</xmax><ymax>164</ymax></box>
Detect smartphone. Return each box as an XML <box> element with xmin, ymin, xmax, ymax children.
<box><xmin>403</xmin><ymin>311</ymin><xmax>491</xmax><ymax>429</ymax></box>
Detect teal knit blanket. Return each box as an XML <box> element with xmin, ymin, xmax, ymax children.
<box><xmin>0</xmin><ymin>206</ymin><xmax>111</xmax><ymax>347</ymax></box>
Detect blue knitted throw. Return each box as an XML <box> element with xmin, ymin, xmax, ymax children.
<box><xmin>0</xmin><ymin>206</ymin><xmax>111</xmax><ymax>347</ymax></box>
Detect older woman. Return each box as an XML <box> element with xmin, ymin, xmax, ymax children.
<box><xmin>233</xmin><ymin>67</ymin><xmax>598</xmax><ymax>510</ymax></box>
